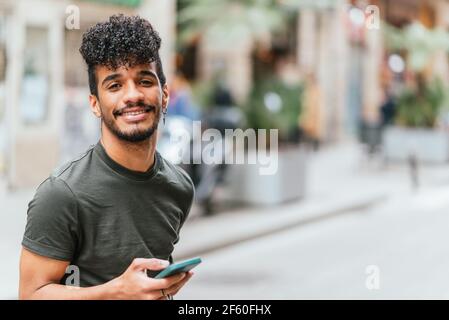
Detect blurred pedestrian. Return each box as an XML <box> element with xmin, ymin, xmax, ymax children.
<box><xmin>380</xmin><ymin>91</ymin><xmax>396</xmax><ymax>127</ymax></box>
<box><xmin>204</xmin><ymin>84</ymin><xmax>245</xmax><ymax>134</ymax></box>
<box><xmin>168</xmin><ymin>72</ymin><xmax>200</xmax><ymax>120</ymax></box>
<box><xmin>299</xmin><ymin>73</ymin><xmax>323</xmax><ymax>151</ymax></box>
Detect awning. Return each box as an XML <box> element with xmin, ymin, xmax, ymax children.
<box><xmin>81</xmin><ymin>0</ymin><xmax>143</xmax><ymax>8</ymax></box>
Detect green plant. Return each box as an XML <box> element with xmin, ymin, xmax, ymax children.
<box><xmin>384</xmin><ymin>22</ymin><xmax>449</xmax><ymax>128</ymax></box>
<box><xmin>177</xmin><ymin>0</ymin><xmax>295</xmax><ymax>49</ymax></box>
<box><xmin>244</xmin><ymin>77</ymin><xmax>303</xmax><ymax>143</ymax></box>
<box><xmin>384</xmin><ymin>22</ymin><xmax>449</xmax><ymax>72</ymax></box>
<box><xmin>395</xmin><ymin>77</ymin><xmax>447</xmax><ymax>128</ymax></box>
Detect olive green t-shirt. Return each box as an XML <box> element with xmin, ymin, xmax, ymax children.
<box><xmin>22</xmin><ymin>141</ymin><xmax>194</xmax><ymax>287</ymax></box>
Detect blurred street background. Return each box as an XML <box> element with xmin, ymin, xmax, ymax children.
<box><xmin>2</xmin><ymin>0</ymin><xmax>449</xmax><ymax>299</ymax></box>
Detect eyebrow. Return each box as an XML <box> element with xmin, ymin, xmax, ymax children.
<box><xmin>101</xmin><ymin>69</ymin><xmax>158</xmax><ymax>87</ymax></box>
<box><xmin>101</xmin><ymin>73</ymin><xmax>121</xmax><ymax>87</ymax></box>
<box><xmin>138</xmin><ymin>70</ymin><xmax>158</xmax><ymax>79</ymax></box>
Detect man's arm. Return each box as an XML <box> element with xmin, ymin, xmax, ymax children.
<box><xmin>19</xmin><ymin>247</ymin><xmax>193</xmax><ymax>300</ymax></box>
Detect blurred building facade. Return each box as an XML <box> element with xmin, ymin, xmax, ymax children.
<box><xmin>2</xmin><ymin>0</ymin><xmax>449</xmax><ymax>188</ymax></box>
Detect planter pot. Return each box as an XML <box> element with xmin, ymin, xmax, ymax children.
<box><xmin>221</xmin><ymin>145</ymin><xmax>307</xmax><ymax>206</ymax></box>
<box><xmin>383</xmin><ymin>126</ymin><xmax>449</xmax><ymax>163</ymax></box>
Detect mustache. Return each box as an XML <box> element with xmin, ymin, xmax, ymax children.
<box><xmin>113</xmin><ymin>102</ymin><xmax>156</xmax><ymax>116</ymax></box>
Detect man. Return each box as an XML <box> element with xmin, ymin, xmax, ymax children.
<box><xmin>19</xmin><ymin>15</ymin><xmax>195</xmax><ymax>300</ymax></box>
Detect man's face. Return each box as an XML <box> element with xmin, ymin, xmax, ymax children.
<box><xmin>91</xmin><ymin>63</ymin><xmax>168</xmax><ymax>143</ymax></box>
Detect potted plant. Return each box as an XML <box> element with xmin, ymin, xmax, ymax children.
<box><xmin>221</xmin><ymin>77</ymin><xmax>307</xmax><ymax>206</ymax></box>
<box><xmin>383</xmin><ymin>23</ymin><xmax>449</xmax><ymax>163</ymax></box>
<box><xmin>383</xmin><ymin>77</ymin><xmax>449</xmax><ymax>163</ymax></box>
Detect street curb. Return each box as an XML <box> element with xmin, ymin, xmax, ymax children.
<box><xmin>173</xmin><ymin>194</ymin><xmax>387</xmax><ymax>260</ymax></box>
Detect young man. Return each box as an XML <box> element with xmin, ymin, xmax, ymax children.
<box><xmin>19</xmin><ymin>15</ymin><xmax>195</xmax><ymax>300</ymax></box>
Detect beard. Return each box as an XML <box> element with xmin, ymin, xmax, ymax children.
<box><xmin>101</xmin><ymin>101</ymin><xmax>161</xmax><ymax>143</ymax></box>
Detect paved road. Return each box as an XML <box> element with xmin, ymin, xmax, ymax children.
<box><xmin>177</xmin><ymin>185</ymin><xmax>449</xmax><ymax>299</ymax></box>
<box><xmin>0</xmin><ymin>186</ymin><xmax>31</xmax><ymax>299</ymax></box>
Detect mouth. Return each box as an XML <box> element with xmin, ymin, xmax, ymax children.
<box><xmin>115</xmin><ymin>105</ymin><xmax>154</xmax><ymax>116</ymax></box>
<box><xmin>114</xmin><ymin>105</ymin><xmax>155</xmax><ymax>123</ymax></box>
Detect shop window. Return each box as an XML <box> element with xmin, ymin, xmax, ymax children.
<box><xmin>20</xmin><ymin>26</ymin><xmax>49</xmax><ymax>125</ymax></box>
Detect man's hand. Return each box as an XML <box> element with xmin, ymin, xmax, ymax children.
<box><xmin>19</xmin><ymin>247</ymin><xmax>194</xmax><ymax>300</ymax></box>
<box><xmin>109</xmin><ymin>258</ymin><xmax>194</xmax><ymax>300</ymax></box>
<box><xmin>156</xmin><ymin>270</ymin><xmax>194</xmax><ymax>300</ymax></box>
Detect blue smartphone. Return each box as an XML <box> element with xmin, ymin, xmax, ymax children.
<box><xmin>154</xmin><ymin>257</ymin><xmax>202</xmax><ymax>279</ymax></box>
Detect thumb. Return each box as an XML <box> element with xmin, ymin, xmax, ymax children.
<box><xmin>131</xmin><ymin>258</ymin><xmax>170</xmax><ymax>272</ymax></box>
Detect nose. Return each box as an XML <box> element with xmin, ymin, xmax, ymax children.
<box><xmin>123</xmin><ymin>81</ymin><xmax>145</xmax><ymax>104</ymax></box>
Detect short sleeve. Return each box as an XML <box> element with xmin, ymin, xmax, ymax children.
<box><xmin>177</xmin><ymin>167</ymin><xmax>195</xmax><ymax>228</ymax></box>
<box><xmin>172</xmin><ymin>167</ymin><xmax>195</xmax><ymax>247</ymax></box>
<box><xmin>21</xmin><ymin>177</ymin><xmax>79</xmax><ymax>261</ymax></box>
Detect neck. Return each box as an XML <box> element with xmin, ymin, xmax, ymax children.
<box><xmin>100</xmin><ymin>126</ymin><xmax>158</xmax><ymax>173</ymax></box>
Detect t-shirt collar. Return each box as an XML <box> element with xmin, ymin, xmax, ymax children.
<box><xmin>94</xmin><ymin>141</ymin><xmax>160</xmax><ymax>181</ymax></box>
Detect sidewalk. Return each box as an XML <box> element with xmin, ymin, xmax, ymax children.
<box><xmin>0</xmin><ymin>182</ymin><xmax>34</xmax><ymax>299</ymax></box>
<box><xmin>173</xmin><ymin>141</ymin><xmax>449</xmax><ymax>260</ymax></box>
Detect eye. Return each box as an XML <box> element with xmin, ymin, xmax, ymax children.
<box><xmin>108</xmin><ymin>83</ymin><xmax>121</xmax><ymax>91</ymax></box>
<box><xmin>140</xmin><ymin>79</ymin><xmax>153</xmax><ymax>86</ymax></box>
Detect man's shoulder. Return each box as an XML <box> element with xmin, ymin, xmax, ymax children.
<box><xmin>50</xmin><ymin>145</ymin><xmax>96</xmax><ymax>181</ymax></box>
<box><xmin>33</xmin><ymin>145</ymin><xmax>97</xmax><ymax>201</ymax></box>
<box><xmin>157</xmin><ymin>153</ymin><xmax>195</xmax><ymax>218</ymax></box>
<box><xmin>30</xmin><ymin>175</ymin><xmax>78</xmax><ymax>217</ymax></box>
<box><xmin>158</xmin><ymin>153</ymin><xmax>194</xmax><ymax>193</ymax></box>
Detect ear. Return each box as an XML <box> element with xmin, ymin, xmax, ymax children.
<box><xmin>89</xmin><ymin>94</ymin><xmax>102</xmax><ymax>118</ymax></box>
<box><xmin>162</xmin><ymin>83</ymin><xmax>169</xmax><ymax>112</ymax></box>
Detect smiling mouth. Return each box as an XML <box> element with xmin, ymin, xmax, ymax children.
<box><xmin>114</xmin><ymin>105</ymin><xmax>155</xmax><ymax>117</ymax></box>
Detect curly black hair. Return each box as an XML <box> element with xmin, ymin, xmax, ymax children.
<box><xmin>79</xmin><ymin>14</ymin><xmax>166</xmax><ymax>97</ymax></box>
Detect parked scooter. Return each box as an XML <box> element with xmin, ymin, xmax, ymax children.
<box><xmin>157</xmin><ymin>87</ymin><xmax>245</xmax><ymax>215</ymax></box>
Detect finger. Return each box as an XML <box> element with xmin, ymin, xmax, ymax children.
<box><xmin>131</xmin><ymin>258</ymin><xmax>169</xmax><ymax>272</ymax></box>
<box><xmin>143</xmin><ymin>292</ymin><xmax>163</xmax><ymax>300</ymax></box>
<box><xmin>150</xmin><ymin>288</ymin><xmax>165</xmax><ymax>300</ymax></box>
<box><xmin>164</xmin><ymin>272</ymin><xmax>188</xmax><ymax>287</ymax></box>
<box><xmin>150</xmin><ymin>272</ymin><xmax>187</xmax><ymax>290</ymax></box>
<box><xmin>173</xmin><ymin>271</ymin><xmax>193</xmax><ymax>289</ymax></box>
<box><xmin>166</xmin><ymin>271</ymin><xmax>194</xmax><ymax>295</ymax></box>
